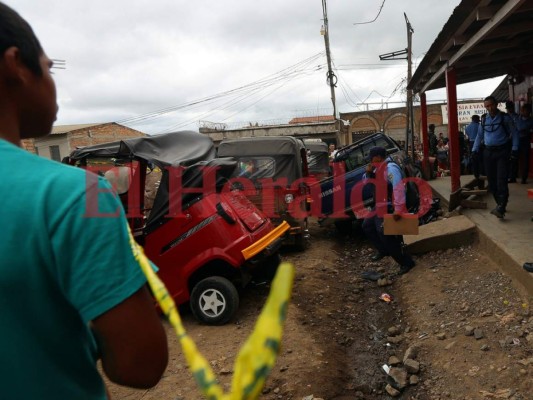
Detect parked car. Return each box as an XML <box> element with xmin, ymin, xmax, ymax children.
<box><xmin>216</xmin><ymin>136</ymin><xmax>311</xmax><ymax>250</ymax></box>
<box><xmin>315</xmin><ymin>132</ymin><xmax>423</xmax><ymax>233</ymax></box>
<box><xmin>303</xmin><ymin>139</ymin><xmax>330</xmax><ymax>181</ymax></box>
<box><xmin>65</xmin><ymin>130</ymin><xmax>288</xmax><ymax>325</ymax></box>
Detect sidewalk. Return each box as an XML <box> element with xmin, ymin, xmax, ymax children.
<box><xmin>428</xmin><ymin>175</ymin><xmax>533</xmax><ymax>294</ymax></box>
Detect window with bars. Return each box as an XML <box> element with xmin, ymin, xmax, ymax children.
<box><xmin>49</xmin><ymin>145</ymin><xmax>61</xmax><ymax>161</ymax></box>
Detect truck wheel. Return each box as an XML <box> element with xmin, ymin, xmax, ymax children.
<box><xmin>264</xmin><ymin>253</ymin><xmax>281</xmax><ymax>280</ymax></box>
<box><xmin>252</xmin><ymin>253</ymin><xmax>281</xmax><ymax>283</ymax></box>
<box><xmin>293</xmin><ymin>233</ymin><xmax>308</xmax><ymax>251</ymax></box>
<box><xmin>190</xmin><ymin>277</ymin><xmax>239</xmax><ymax>325</ymax></box>
<box><xmin>334</xmin><ymin>219</ymin><xmax>354</xmax><ymax>235</ymax></box>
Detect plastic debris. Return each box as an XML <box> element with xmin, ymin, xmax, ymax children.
<box><xmin>380</xmin><ymin>293</ymin><xmax>392</xmax><ymax>302</ymax></box>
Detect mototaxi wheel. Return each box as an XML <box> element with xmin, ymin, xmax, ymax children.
<box><xmin>190</xmin><ymin>276</ymin><xmax>239</xmax><ymax>325</ymax></box>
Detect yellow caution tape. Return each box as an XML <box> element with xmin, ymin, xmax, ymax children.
<box><xmin>129</xmin><ymin>230</ymin><xmax>294</xmax><ymax>399</ymax></box>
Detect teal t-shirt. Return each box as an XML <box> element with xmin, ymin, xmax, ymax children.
<box><xmin>0</xmin><ymin>140</ymin><xmax>148</xmax><ymax>399</ymax></box>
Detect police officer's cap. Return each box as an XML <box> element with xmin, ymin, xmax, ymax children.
<box><xmin>368</xmin><ymin>146</ymin><xmax>387</xmax><ymax>160</ymax></box>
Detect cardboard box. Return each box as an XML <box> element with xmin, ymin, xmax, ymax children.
<box><xmin>383</xmin><ymin>214</ymin><xmax>419</xmax><ymax>235</ymax></box>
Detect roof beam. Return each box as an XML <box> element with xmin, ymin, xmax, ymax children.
<box><xmin>453</xmin><ymin>35</ymin><xmax>468</xmax><ymax>46</ymax></box>
<box><xmin>463</xmin><ymin>48</ymin><xmax>533</xmax><ymax>68</ymax></box>
<box><xmin>420</xmin><ymin>0</ymin><xmax>526</xmax><ymax>93</ymax></box>
<box><xmin>477</xmin><ymin>5</ymin><xmax>499</xmax><ymax>20</ymax></box>
<box><xmin>484</xmin><ymin>20</ymin><xmax>533</xmax><ymax>40</ymax></box>
<box><xmin>421</xmin><ymin>1</ymin><xmax>492</xmax><ymax>80</ymax></box>
<box><xmin>439</xmin><ymin>52</ymin><xmax>453</xmax><ymax>62</ymax></box>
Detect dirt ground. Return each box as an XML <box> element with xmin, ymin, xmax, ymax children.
<box><xmin>107</xmin><ymin>219</ymin><xmax>533</xmax><ymax>400</ymax></box>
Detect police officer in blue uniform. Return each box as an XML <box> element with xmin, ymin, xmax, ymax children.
<box><xmin>361</xmin><ymin>146</ymin><xmax>415</xmax><ymax>275</ymax></box>
<box><xmin>465</xmin><ymin>115</ymin><xmax>482</xmax><ymax>178</ymax></box>
<box><xmin>472</xmin><ymin>96</ymin><xmax>519</xmax><ymax>218</ymax></box>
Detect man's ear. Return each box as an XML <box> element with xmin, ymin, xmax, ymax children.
<box><xmin>0</xmin><ymin>47</ymin><xmax>28</xmax><ymax>83</ymax></box>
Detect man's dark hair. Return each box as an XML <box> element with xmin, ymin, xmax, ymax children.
<box><xmin>428</xmin><ymin>124</ymin><xmax>435</xmax><ymax>130</ymax></box>
<box><xmin>472</xmin><ymin>115</ymin><xmax>480</xmax><ymax>122</ymax></box>
<box><xmin>0</xmin><ymin>2</ymin><xmax>43</xmax><ymax>75</ymax></box>
<box><xmin>484</xmin><ymin>95</ymin><xmax>497</xmax><ymax>105</ymax></box>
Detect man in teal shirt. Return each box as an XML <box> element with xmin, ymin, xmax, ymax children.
<box><xmin>0</xmin><ymin>3</ymin><xmax>168</xmax><ymax>398</ymax></box>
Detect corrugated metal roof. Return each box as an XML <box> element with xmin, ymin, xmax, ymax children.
<box><xmin>408</xmin><ymin>0</ymin><xmax>533</xmax><ymax>93</ymax></box>
<box><xmin>490</xmin><ymin>76</ymin><xmax>511</xmax><ymax>101</ymax></box>
<box><xmin>51</xmin><ymin>123</ymin><xmax>106</xmax><ymax>134</ymax></box>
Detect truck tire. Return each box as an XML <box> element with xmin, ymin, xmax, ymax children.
<box><xmin>190</xmin><ymin>277</ymin><xmax>239</xmax><ymax>325</ymax></box>
<box><xmin>293</xmin><ymin>233</ymin><xmax>308</xmax><ymax>251</ymax></box>
<box><xmin>252</xmin><ymin>253</ymin><xmax>281</xmax><ymax>283</ymax></box>
<box><xmin>334</xmin><ymin>219</ymin><xmax>354</xmax><ymax>235</ymax></box>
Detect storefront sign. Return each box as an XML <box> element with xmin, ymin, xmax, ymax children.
<box><xmin>441</xmin><ymin>102</ymin><xmax>506</xmax><ymax>124</ymax></box>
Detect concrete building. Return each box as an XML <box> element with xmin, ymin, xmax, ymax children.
<box><xmin>200</xmin><ymin>103</ymin><xmax>451</xmax><ymax>148</ymax></box>
<box><xmin>21</xmin><ymin>122</ymin><xmax>146</xmax><ymax>161</ymax></box>
<box><xmin>200</xmin><ymin>119</ymin><xmax>342</xmax><ymax>147</ymax></box>
<box><xmin>340</xmin><ymin>103</ymin><xmax>446</xmax><ymax>143</ymax></box>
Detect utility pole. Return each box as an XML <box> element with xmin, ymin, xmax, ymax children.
<box><xmin>379</xmin><ymin>13</ymin><xmax>414</xmax><ymax>158</ymax></box>
<box><xmin>321</xmin><ymin>0</ymin><xmax>340</xmax><ymax>145</ymax></box>
<box><xmin>405</xmin><ymin>13</ymin><xmax>415</xmax><ymax>159</ymax></box>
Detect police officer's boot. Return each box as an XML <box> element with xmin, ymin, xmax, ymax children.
<box><xmin>490</xmin><ymin>203</ymin><xmax>506</xmax><ymax>219</ymax></box>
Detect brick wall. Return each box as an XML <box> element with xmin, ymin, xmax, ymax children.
<box><xmin>68</xmin><ymin>123</ymin><xmax>145</xmax><ymax>149</ymax></box>
<box><xmin>26</xmin><ymin>123</ymin><xmax>147</xmax><ymax>160</ymax></box>
<box><xmin>20</xmin><ymin>139</ymin><xmax>36</xmax><ymax>153</ymax></box>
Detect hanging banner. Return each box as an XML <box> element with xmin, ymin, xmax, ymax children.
<box><xmin>441</xmin><ymin>102</ymin><xmax>506</xmax><ymax>124</ymax></box>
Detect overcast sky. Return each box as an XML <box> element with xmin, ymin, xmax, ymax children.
<box><xmin>13</xmin><ymin>0</ymin><xmax>503</xmax><ymax>135</ymax></box>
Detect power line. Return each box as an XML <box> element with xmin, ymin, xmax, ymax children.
<box><xmin>335</xmin><ymin>64</ymin><xmax>405</xmax><ymax>70</ymax></box>
<box><xmin>151</xmin><ymin>56</ymin><xmax>327</xmax><ymax>134</ymax></box>
<box><xmin>116</xmin><ymin>52</ymin><xmax>326</xmax><ymax>126</ymax></box>
<box><xmin>353</xmin><ymin>0</ymin><xmax>386</xmax><ymax>25</ymax></box>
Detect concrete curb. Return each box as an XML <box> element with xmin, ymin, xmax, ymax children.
<box><xmin>475</xmin><ymin>228</ymin><xmax>533</xmax><ymax>296</ymax></box>
<box><xmin>404</xmin><ymin>215</ymin><xmax>476</xmax><ymax>255</ymax></box>
<box><xmin>428</xmin><ymin>185</ymin><xmax>533</xmax><ymax>296</ymax></box>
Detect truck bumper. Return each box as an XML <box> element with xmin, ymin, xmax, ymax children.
<box><xmin>241</xmin><ymin>220</ymin><xmax>290</xmax><ymax>260</ymax></box>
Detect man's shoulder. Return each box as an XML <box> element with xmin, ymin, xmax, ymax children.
<box><xmin>1</xmin><ymin>141</ymin><xmax>93</xmax><ymax>197</ymax></box>
<box><xmin>386</xmin><ymin>158</ymin><xmax>403</xmax><ymax>173</ymax></box>
<box><xmin>25</xmin><ymin>151</ymin><xmax>88</xmax><ymax>185</ymax></box>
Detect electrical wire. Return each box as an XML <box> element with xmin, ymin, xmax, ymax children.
<box><xmin>151</xmin><ymin>56</ymin><xmax>327</xmax><ymax>134</ymax></box>
<box><xmin>116</xmin><ymin>52</ymin><xmax>326</xmax><ymax>126</ymax></box>
<box><xmin>331</xmin><ymin>60</ymin><xmax>363</xmax><ymax>108</ymax></box>
<box><xmin>353</xmin><ymin>0</ymin><xmax>386</xmax><ymax>25</ymax></box>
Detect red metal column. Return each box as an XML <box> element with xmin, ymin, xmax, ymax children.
<box><xmin>420</xmin><ymin>93</ymin><xmax>430</xmax><ymax>178</ymax></box>
<box><xmin>445</xmin><ymin>67</ymin><xmax>460</xmax><ymax>192</ymax></box>
<box><xmin>530</xmin><ymin>135</ymin><xmax>533</xmax><ymax>179</ymax></box>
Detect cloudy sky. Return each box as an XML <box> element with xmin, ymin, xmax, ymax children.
<box><xmin>13</xmin><ymin>0</ymin><xmax>503</xmax><ymax>135</ymax></box>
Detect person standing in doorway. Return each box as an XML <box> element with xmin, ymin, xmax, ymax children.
<box><xmin>465</xmin><ymin>115</ymin><xmax>483</xmax><ymax>178</ymax></box>
<box><xmin>428</xmin><ymin>124</ymin><xmax>438</xmax><ymax>157</ymax></box>
<box><xmin>506</xmin><ymin>100</ymin><xmax>520</xmax><ymax>183</ymax></box>
<box><xmin>472</xmin><ymin>96</ymin><xmax>519</xmax><ymax>218</ymax></box>
<box><xmin>509</xmin><ymin>103</ymin><xmax>533</xmax><ymax>184</ymax></box>
<box><xmin>506</xmin><ymin>100</ymin><xmax>520</xmax><ymax>124</ymax></box>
